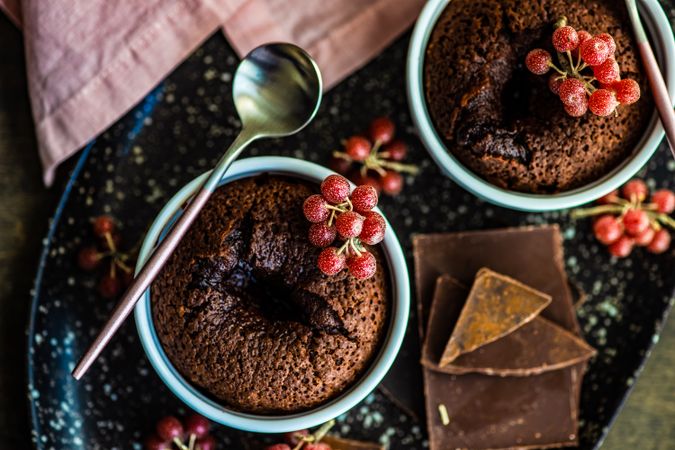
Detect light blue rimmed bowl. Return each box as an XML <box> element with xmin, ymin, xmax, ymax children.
<box><xmin>407</xmin><ymin>0</ymin><xmax>675</xmax><ymax>212</ymax></box>
<box><xmin>134</xmin><ymin>156</ymin><xmax>410</xmax><ymax>433</ymax></box>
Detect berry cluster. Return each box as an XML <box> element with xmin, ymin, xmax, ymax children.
<box><xmin>572</xmin><ymin>179</ymin><xmax>674</xmax><ymax>258</ymax></box>
<box><xmin>329</xmin><ymin>117</ymin><xmax>418</xmax><ymax>196</ymax></box>
<box><xmin>265</xmin><ymin>421</ymin><xmax>334</xmax><ymax>450</ymax></box>
<box><xmin>525</xmin><ymin>17</ymin><xmax>640</xmax><ymax>117</ymax></box>
<box><xmin>303</xmin><ymin>175</ymin><xmax>386</xmax><ymax>279</ymax></box>
<box><xmin>145</xmin><ymin>414</ymin><xmax>214</xmax><ymax>450</ymax></box>
<box><xmin>76</xmin><ymin>215</ymin><xmax>135</xmax><ymax>298</ymax></box>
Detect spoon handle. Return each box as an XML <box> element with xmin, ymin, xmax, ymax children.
<box><xmin>625</xmin><ymin>0</ymin><xmax>675</xmax><ymax>159</ymax></box>
<box><xmin>72</xmin><ymin>129</ymin><xmax>256</xmax><ymax>380</ymax></box>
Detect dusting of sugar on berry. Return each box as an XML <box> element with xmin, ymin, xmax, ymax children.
<box><xmin>350</xmin><ymin>185</ymin><xmax>379</xmax><ymax>213</ymax></box>
<box><xmin>308</xmin><ymin>222</ymin><xmax>337</xmax><ymax>248</ymax></box>
<box><xmin>321</xmin><ymin>174</ymin><xmax>351</xmax><ymax>204</ymax></box>
<box><xmin>347</xmin><ymin>251</ymin><xmax>377</xmax><ymax>280</ymax></box>
<box><xmin>525</xmin><ymin>49</ymin><xmax>552</xmax><ymax>75</ymax></box>
<box><xmin>318</xmin><ymin>247</ymin><xmax>346</xmax><ymax>275</ymax></box>
<box><xmin>588</xmin><ymin>89</ymin><xmax>618</xmax><ymax>116</ymax></box>
<box><xmin>303</xmin><ymin>194</ymin><xmax>330</xmax><ymax>223</ymax></box>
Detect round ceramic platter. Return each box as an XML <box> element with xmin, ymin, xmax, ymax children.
<box><xmin>28</xmin><ymin>10</ymin><xmax>675</xmax><ymax>450</ymax></box>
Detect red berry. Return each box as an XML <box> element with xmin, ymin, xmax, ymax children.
<box><xmin>328</xmin><ymin>156</ymin><xmax>352</xmax><ymax>175</ymax></box>
<box><xmin>121</xmin><ymin>269</ymin><xmax>134</xmax><ymax>288</ymax></box>
<box><xmin>548</xmin><ymin>74</ymin><xmax>563</xmax><ymax>95</ymax></box>
<box><xmin>593</xmin><ymin>58</ymin><xmax>620</xmax><ymax>85</ymax></box>
<box><xmin>613</xmin><ymin>79</ymin><xmax>641</xmax><ymax>105</ymax></box>
<box><xmin>558</xmin><ymin>78</ymin><xmax>586</xmax><ymax>107</ymax></box>
<box><xmin>350</xmin><ymin>185</ymin><xmax>379</xmax><ymax>213</ymax></box>
<box><xmin>572</xmin><ymin>30</ymin><xmax>593</xmax><ymax>58</ymax></box>
<box><xmin>305</xmin><ymin>444</ymin><xmax>332</xmax><ymax>450</ymax></box>
<box><xmin>383</xmin><ymin>140</ymin><xmax>407</xmax><ymax>161</ymax></box>
<box><xmin>597</xmin><ymin>189</ymin><xmax>620</xmax><ymax>205</ymax></box>
<box><xmin>145</xmin><ymin>435</ymin><xmax>170</xmax><ymax>450</ymax></box>
<box><xmin>156</xmin><ymin>416</ymin><xmax>183</xmax><ymax>441</ymax></box>
<box><xmin>552</xmin><ymin>26</ymin><xmax>579</xmax><ymax>52</ymax></box>
<box><xmin>608</xmin><ymin>235</ymin><xmax>634</xmax><ymax>258</ymax></box>
<box><xmin>344</xmin><ymin>136</ymin><xmax>372</xmax><ymax>161</ymax></box>
<box><xmin>318</xmin><ymin>247</ymin><xmax>346</xmax><ymax>275</ymax></box>
<box><xmin>196</xmin><ymin>435</ymin><xmax>216</xmax><ymax>450</ymax></box>
<box><xmin>265</xmin><ymin>445</ymin><xmax>291</xmax><ymax>450</ymax></box>
<box><xmin>77</xmin><ymin>246</ymin><xmax>102</xmax><ymax>271</ymax></box>
<box><xmin>622</xmin><ymin>179</ymin><xmax>649</xmax><ymax>202</ymax></box>
<box><xmin>335</xmin><ymin>211</ymin><xmax>365</xmax><ymax>238</ymax></box>
<box><xmin>381</xmin><ymin>171</ymin><xmax>404</xmax><ymax>195</ymax></box>
<box><xmin>308</xmin><ymin>222</ymin><xmax>337</xmax><ymax>247</ymax></box>
<box><xmin>596</xmin><ymin>33</ymin><xmax>617</xmax><ymax>54</ymax></box>
<box><xmin>622</xmin><ymin>209</ymin><xmax>650</xmax><ymax>236</ymax></box>
<box><xmin>369</xmin><ymin>117</ymin><xmax>396</xmax><ymax>145</ymax></box>
<box><xmin>347</xmin><ymin>251</ymin><xmax>377</xmax><ymax>279</ymax></box>
<box><xmin>93</xmin><ymin>215</ymin><xmax>115</xmax><ymax>237</ymax></box>
<box><xmin>588</xmin><ymin>89</ymin><xmax>618</xmax><ymax>116</ymax></box>
<box><xmin>351</xmin><ymin>172</ymin><xmax>382</xmax><ymax>194</ymax></box>
<box><xmin>564</xmin><ymin>96</ymin><xmax>588</xmax><ymax>117</ymax></box>
<box><xmin>185</xmin><ymin>414</ymin><xmax>210</xmax><ymax>439</ymax></box>
<box><xmin>652</xmin><ymin>189</ymin><xmax>675</xmax><ymax>214</ymax></box>
<box><xmin>580</xmin><ymin>37</ymin><xmax>610</xmax><ymax>66</ymax></box>
<box><xmin>303</xmin><ymin>195</ymin><xmax>330</xmax><ymax>223</ymax></box>
<box><xmin>634</xmin><ymin>227</ymin><xmax>656</xmax><ymax>247</ymax></box>
<box><xmin>593</xmin><ymin>215</ymin><xmax>622</xmax><ymax>245</ymax></box>
<box><xmin>98</xmin><ymin>274</ymin><xmax>121</xmax><ymax>299</ymax></box>
<box><xmin>525</xmin><ymin>49</ymin><xmax>552</xmax><ymax>75</ymax></box>
<box><xmin>284</xmin><ymin>430</ymin><xmax>309</xmax><ymax>446</ymax></box>
<box><xmin>648</xmin><ymin>229</ymin><xmax>671</xmax><ymax>254</ymax></box>
<box><xmin>360</xmin><ymin>211</ymin><xmax>387</xmax><ymax>245</ymax></box>
<box><xmin>321</xmin><ymin>174</ymin><xmax>351</xmax><ymax>204</ymax></box>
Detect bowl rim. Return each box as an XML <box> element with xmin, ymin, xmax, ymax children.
<box><xmin>133</xmin><ymin>156</ymin><xmax>410</xmax><ymax>433</ymax></box>
<box><xmin>406</xmin><ymin>0</ymin><xmax>675</xmax><ymax>212</ymax></box>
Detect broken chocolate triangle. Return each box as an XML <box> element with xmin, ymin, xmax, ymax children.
<box><xmin>439</xmin><ymin>268</ymin><xmax>551</xmax><ymax>367</ymax></box>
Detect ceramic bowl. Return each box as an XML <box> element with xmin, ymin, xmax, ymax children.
<box><xmin>134</xmin><ymin>156</ymin><xmax>410</xmax><ymax>433</ymax></box>
<box><xmin>407</xmin><ymin>0</ymin><xmax>675</xmax><ymax>211</ymax></box>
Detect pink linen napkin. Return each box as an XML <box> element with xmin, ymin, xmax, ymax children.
<box><xmin>0</xmin><ymin>0</ymin><xmax>424</xmax><ymax>186</ymax></box>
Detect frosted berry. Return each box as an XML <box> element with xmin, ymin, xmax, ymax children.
<box><xmin>265</xmin><ymin>446</ymin><xmax>291</xmax><ymax>450</ymax></box>
<box><xmin>344</xmin><ymin>136</ymin><xmax>371</xmax><ymax>161</ymax></box>
<box><xmin>548</xmin><ymin>74</ymin><xmax>563</xmax><ymax>95</ymax></box>
<box><xmin>384</xmin><ymin>140</ymin><xmax>407</xmax><ymax>161</ymax></box>
<box><xmin>369</xmin><ymin>117</ymin><xmax>396</xmax><ymax>145</ymax></box>
<box><xmin>321</xmin><ymin>175</ymin><xmax>351</xmax><ymax>204</ymax></box>
<box><xmin>634</xmin><ymin>227</ymin><xmax>656</xmax><ymax>247</ymax></box>
<box><xmin>525</xmin><ymin>49</ymin><xmax>552</xmax><ymax>75</ymax></box>
<box><xmin>588</xmin><ymin>89</ymin><xmax>618</xmax><ymax>116</ymax></box>
<box><xmin>564</xmin><ymin>96</ymin><xmax>588</xmax><ymax>117</ymax></box>
<box><xmin>558</xmin><ymin>78</ymin><xmax>586</xmax><ymax>106</ymax></box>
<box><xmin>93</xmin><ymin>215</ymin><xmax>115</xmax><ymax>237</ymax></box>
<box><xmin>303</xmin><ymin>195</ymin><xmax>330</xmax><ymax>223</ymax></box>
<box><xmin>347</xmin><ymin>251</ymin><xmax>377</xmax><ymax>279</ymax></box>
<box><xmin>596</xmin><ymin>33</ymin><xmax>617</xmax><ymax>54</ymax></box>
<box><xmin>552</xmin><ymin>26</ymin><xmax>579</xmax><ymax>52</ymax></box>
<box><xmin>351</xmin><ymin>173</ymin><xmax>382</xmax><ymax>194</ymax></box>
<box><xmin>77</xmin><ymin>246</ymin><xmax>102</xmax><ymax>271</ymax></box>
<box><xmin>335</xmin><ymin>211</ymin><xmax>365</xmax><ymax>238</ymax></box>
<box><xmin>284</xmin><ymin>430</ymin><xmax>309</xmax><ymax>446</ymax></box>
<box><xmin>572</xmin><ymin>30</ymin><xmax>593</xmax><ymax>58</ymax></box>
<box><xmin>145</xmin><ymin>435</ymin><xmax>169</xmax><ymax>450</ymax></box>
<box><xmin>381</xmin><ymin>171</ymin><xmax>404</xmax><ymax>195</ymax></box>
<box><xmin>156</xmin><ymin>416</ymin><xmax>183</xmax><ymax>441</ymax></box>
<box><xmin>304</xmin><ymin>444</ymin><xmax>332</xmax><ymax>450</ymax></box>
<box><xmin>329</xmin><ymin>156</ymin><xmax>352</xmax><ymax>175</ymax></box>
<box><xmin>196</xmin><ymin>436</ymin><xmax>216</xmax><ymax>450</ymax></box>
<box><xmin>593</xmin><ymin>58</ymin><xmax>620</xmax><ymax>84</ymax></box>
<box><xmin>318</xmin><ymin>247</ymin><xmax>346</xmax><ymax>275</ymax></box>
<box><xmin>622</xmin><ymin>208</ymin><xmax>650</xmax><ymax>236</ymax></box>
<box><xmin>597</xmin><ymin>189</ymin><xmax>619</xmax><ymax>205</ymax></box>
<box><xmin>652</xmin><ymin>189</ymin><xmax>675</xmax><ymax>214</ymax></box>
<box><xmin>593</xmin><ymin>215</ymin><xmax>622</xmax><ymax>245</ymax></box>
<box><xmin>185</xmin><ymin>414</ymin><xmax>210</xmax><ymax>439</ymax></box>
<box><xmin>98</xmin><ymin>274</ymin><xmax>121</xmax><ymax>299</ymax></box>
<box><xmin>360</xmin><ymin>212</ymin><xmax>387</xmax><ymax>245</ymax></box>
<box><xmin>622</xmin><ymin>179</ymin><xmax>648</xmax><ymax>202</ymax></box>
<box><xmin>308</xmin><ymin>222</ymin><xmax>337</xmax><ymax>248</ymax></box>
<box><xmin>648</xmin><ymin>229</ymin><xmax>671</xmax><ymax>254</ymax></box>
<box><xmin>613</xmin><ymin>79</ymin><xmax>641</xmax><ymax>105</ymax></box>
<box><xmin>580</xmin><ymin>37</ymin><xmax>610</xmax><ymax>66</ymax></box>
<box><xmin>350</xmin><ymin>185</ymin><xmax>379</xmax><ymax>213</ymax></box>
<box><xmin>608</xmin><ymin>235</ymin><xmax>634</xmax><ymax>258</ymax></box>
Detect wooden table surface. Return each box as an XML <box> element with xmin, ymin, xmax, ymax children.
<box><xmin>0</xmin><ymin>15</ymin><xmax>673</xmax><ymax>450</ymax></box>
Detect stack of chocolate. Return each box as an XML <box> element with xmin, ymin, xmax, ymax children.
<box><xmin>413</xmin><ymin>225</ymin><xmax>595</xmax><ymax>449</ymax></box>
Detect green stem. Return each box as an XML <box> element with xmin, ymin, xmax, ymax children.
<box><xmin>570</xmin><ymin>204</ymin><xmax>625</xmax><ymax>219</ymax></box>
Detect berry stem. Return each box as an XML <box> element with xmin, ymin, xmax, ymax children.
<box><xmin>570</xmin><ymin>204</ymin><xmax>625</xmax><ymax>218</ymax></box>
<box><xmin>548</xmin><ymin>61</ymin><xmax>568</xmax><ymax>76</ymax></box>
<box><xmin>312</xmin><ymin>419</ymin><xmax>336</xmax><ymax>444</ymax></box>
<box><xmin>188</xmin><ymin>434</ymin><xmax>196</xmax><ymax>450</ymax></box>
<box><xmin>555</xmin><ymin>16</ymin><xmax>567</xmax><ymax>29</ymax></box>
<box><xmin>377</xmin><ymin>159</ymin><xmax>420</xmax><ymax>175</ymax></box>
<box><xmin>349</xmin><ymin>238</ymin><xmax>362</xmax><ymax>256</ymax></box>
<box><xmin>338</xmin><ymin>239</ymin><xmax>351</xmax><ymax>255</ymax></box>
<box><xmin>104</xmin><ymin>232</ymin><xmax>117</xmax><ymax>253</ymax></box>
<box><xmin>173</xmin><ymin>437</ymin><xmax>188</xmax><ymax>450</ymax></box>
<box><xmin>652</xmin><ymin>212</ymin><xmax>675</xmax><ymax>229</ymax></box>
<box><xmin>566</xmin><ymin>51</ymin><xmax>575</xmax><ymax>72</ymax></box>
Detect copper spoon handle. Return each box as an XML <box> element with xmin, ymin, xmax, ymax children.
<box><xmin>625</xmin><ymin>0</ymin><xmax>675</xmax><ymax>159</ymax></box>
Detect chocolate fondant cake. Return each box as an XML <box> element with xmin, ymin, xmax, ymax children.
<box><xmin>151</xmin><ymin>176</ymin><xmax>389</xmax><ymax>414</ymax></box>
<box><xmin>425</xmin><ymin>0</ymin><xmax>653</xmax><ymax>193</ymax></box>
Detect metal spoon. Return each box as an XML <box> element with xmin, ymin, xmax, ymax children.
<box><xmin>72</xmin><ymin>43</ymin><xmax>323</xmax><ymax>380</ymax></box>
<box><xmin>625</xmin><ymin>0</ymin><xmax>675</xmax><ymax>159</ymax></box>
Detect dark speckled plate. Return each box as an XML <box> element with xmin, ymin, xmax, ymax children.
<box><xmin>28</xmin><ymin>15</ymin><xmax>675</xmax><ymax>450</ymax></box>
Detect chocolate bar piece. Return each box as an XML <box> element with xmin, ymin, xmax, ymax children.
<box><xmin>321</xmin><ymin>435</ymin><xmax>384</xmax><ymax>450</ymax></box>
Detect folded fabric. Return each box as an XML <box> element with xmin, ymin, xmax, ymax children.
<box><xmin>0</xmin><ymin>0</ymin><xmax>424</xmax><ymax>185</ymax></box>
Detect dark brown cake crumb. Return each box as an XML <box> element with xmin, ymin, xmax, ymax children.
<box><xmin>151</xmin><ymin>176</ymin><xmax>390</xmax><ymax>414</ymax></box>
<box><xmin>424</xmin><ymin>0</ymin><xmax>653</xmax><ymax>193</ymax></box>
